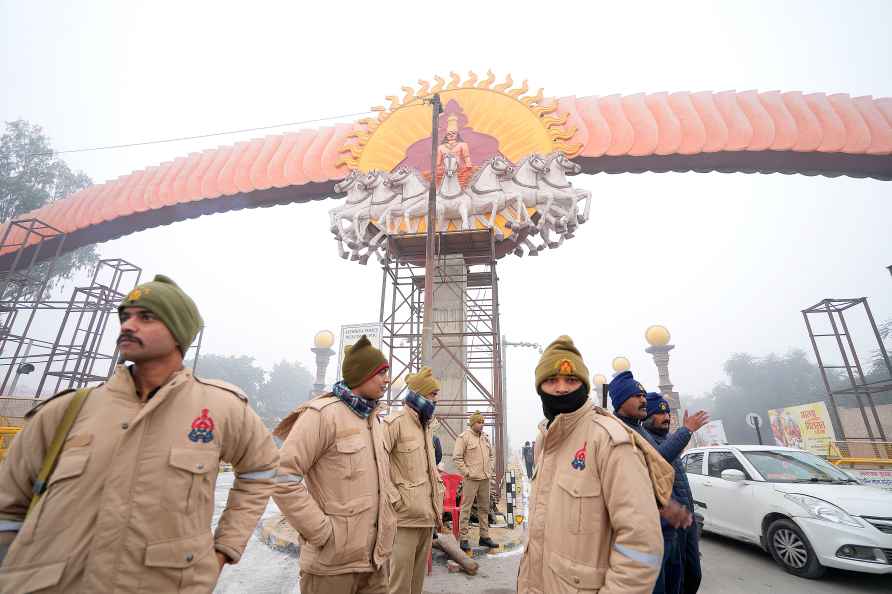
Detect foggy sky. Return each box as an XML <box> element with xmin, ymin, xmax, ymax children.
<box><xmin>2</xmin><ymin>0</ymin><xmax>891</xmax><ymax>444</ymax></box>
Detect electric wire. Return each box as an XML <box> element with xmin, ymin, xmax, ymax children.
<box><xmin>26</xmin><ymin>110</ymin><xmax>378</xmax><ymax>157</ymax></box>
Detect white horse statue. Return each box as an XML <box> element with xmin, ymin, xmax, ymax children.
<box><xmin>329</xmin><ymin>169</ymin><xmax>373</xmax><ymax>259</ymax></box>
<box><xmin>380</xmin><ymin>167</ymin><xmax>429</xmax><ymax>235</ymax></box>
<box><xmin>540</xmin><ymin>152</ymin><xmax>591</xmax><ymax>235</ymax></box>
<box><xmin>405</xmin><ymin>152</ymin><xmax>472</xmax><ymax>232</ymax></box>
<box><xmin>465</xmin><ymin>155</ymin><xmax>532</xmax><ymax>237</ymax></box>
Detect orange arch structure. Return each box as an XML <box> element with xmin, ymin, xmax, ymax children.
<box><xmin>2</xmin><ymin>90</ymin><xmax>890</xmax><ymax>265</ymax></box>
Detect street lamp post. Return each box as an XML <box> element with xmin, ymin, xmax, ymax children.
<box><xmin>311</xmin><ymin>330</ymin><xmax>336</xmax><ymax>398</ymax></box>
<box><xmin>501</xmin><ymin>336</ymin><xmax>542</xmax><ymax>476</ymax></box>
<box><xmin>593</xmin><ymin>373</ymin><xmax>608</xmax><ymax>409</ymax></box>
<box><xmin>644</xmin><ymin>325</ymin><xmax>681</xmax><ymax>429</ymax></box>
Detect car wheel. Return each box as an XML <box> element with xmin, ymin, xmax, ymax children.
<box><xmin>766</xmin><ymin>519</ymin><xmax>825</xmax><ymax>579</ymax></box>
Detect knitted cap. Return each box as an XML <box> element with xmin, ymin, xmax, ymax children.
<box><xmin>118</xmin><ymin>275</ymin><xmax>202</xmax><ymax>352</ymax></box>
<box><xmin>342</xmin><ymin>335</ymin><xmax>388</xmax><ymax>389</ymax></box>
<box><xmin>608</xmin><ymin>370</ymin><xmax>647</xmax><ymax>411</ymax></box>
<box><xmin>534</xmin><ymin>335</ymin><xmax>590</xmax><ymax>393</ymax></box>
<box><xmin>469</xmin><ymin>411</ymin><xmax>485</xmax><ymax>426</ymax></box>
<box><xmin>406</xmin><ymin>367</ymin><xmax>440</xmax><ymax>397</ymax></box>
<box><xmin>646</xmin><ymin>392</ymin><xmax>671</xmax><ymax>418</ymax></box>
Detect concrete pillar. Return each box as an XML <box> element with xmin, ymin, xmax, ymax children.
<box><xmin>430</xmin><ymin>254</ymin><xmax>467</xmax><ymax>473</ymax></box>
<box><xmin>646</xmin><ymin>344</ymin><xmax>682</xmax><ymax>430</ymax></box>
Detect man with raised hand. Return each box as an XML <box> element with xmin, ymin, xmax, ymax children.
<box><xmin>382</xmin><ymin>367</ymin><xmax>445</xmax><ymax>594</ymax></box>
<box><xmin>0</xmin><ymin>275</ymin><xmax>278</xmax><ymax>593</ymax></box>
<box><xmin>517</xmin><ymin>336</ymin><xmax>672</xmax><ymax>594</ymax></box>
<box><xmin>610</xmin><ymin>371</ymin><xmax>695</xmax><ymax>594</ymax></box>
<box><xmin>274</xmin><ymin>336</ymin><xmax>397</xmax><ymax>594</ymax></box>
<box><xmin>644</xmin><ymin>393</ymin><xmax>709</xmax><ymax>594</ymax></box>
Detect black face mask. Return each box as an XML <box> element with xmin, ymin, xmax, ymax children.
<box><xmin>537</xmin><ymin>383</ymin><xmax>589</xmax><ymax>426</ymax></box>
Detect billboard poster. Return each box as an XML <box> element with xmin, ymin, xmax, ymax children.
<box><xmin>337</xmin><ymin>323</ymin><xmax>384</xmax><ymax>379</ymax></box>
<box><xmin>691</xmin><ymin>420</ymin><xmax>728</xmax><ymax>447</ymax></box>
<box><xmin>767</xmin><ymin>401</ymin><xmax>837</xmax><ymax>455</ymax></box>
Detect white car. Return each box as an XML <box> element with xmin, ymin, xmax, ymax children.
<box><xmin>681</xmin><ymin>445</ymin><xmax>892</xmax><ymax>578</ymax></box>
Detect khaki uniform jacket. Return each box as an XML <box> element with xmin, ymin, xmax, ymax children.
<box><xmin>0</xmin><ymin>365</ymin><xmax>279</xmax><ymax>594</ymax></box>
<box><xmin>516</xmin><ymin>402</ymin><xmax>673</xmax><ymax>594</ymax></box>
<box><xmin>382</xmin><ymin>407</ymin><xmax>445</xmax><ymax>529</ymax></box>
<box><xmin>273</xmin><ymin>395</ymin><xmax>396</xmax><ymax>576</ymax></box>
<box><xmin>452</xmin><ymin>429</ymin><xmax>494</xmax><ymax>480</ymax></box>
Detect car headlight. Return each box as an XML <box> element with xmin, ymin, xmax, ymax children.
<box><xmin>784</xmin><ymin>493</ymin><xmax>864</xmax><ymax>528</ymax></box>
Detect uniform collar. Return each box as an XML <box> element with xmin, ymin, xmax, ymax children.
<box><xmin>106</xmin><ymin>364</ymin><xmax>192</xmax><ymax>401</ymax></box>
<box><xmin>539</xmin><ymin>398</ymin><xmax>593</xmax><ymax>444</ymax></box>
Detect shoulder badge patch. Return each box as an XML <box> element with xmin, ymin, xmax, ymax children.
<box><xmin>188</xmin><ymin>408</ymin><xmax>215</xmax><ymax>443</ymax></box>
<box><xmin>572</xmin><ymin>442</ymin><xmax>587</xmax><ymax>470</ymax></box>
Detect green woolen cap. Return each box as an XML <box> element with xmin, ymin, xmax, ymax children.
<box><xmin>118</xmin><ymin>275</ymin><xmax>203</xmax><ymax>352</ymax></box>
<box><xmin>535</xmin><ymin>335</ymin><xmax>590</xmax><ymax>393</ymax></box>
<box><xmin>342</xmin><ymin>335</ymin><xmax>388</xmax><ymax>389</ymax></box>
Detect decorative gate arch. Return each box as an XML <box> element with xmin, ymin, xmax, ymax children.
<box><xmin>1</xmin><ymin>72</ymin><xmax>890</xmax><ymax>267</ymax></box>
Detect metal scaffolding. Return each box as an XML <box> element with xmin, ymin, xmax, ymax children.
<box><xmin>0</xmin><ymin>245</ymin><xmax>143</xmax><ymax>396</ymax></box>
<box><xmin>803</xmin><ymin>298</ymin><xmax>892</xmax><ymax>450</ymax></box>
<box><xmin>36</xmin><ymin>259</ymin><xmax>143</xmax><ymax>394</ymax></box>
<box><xmin>0</xmin><ymin>218</ymin><xmax>68</xmax><ymax>395</ymax></box>
<box><xmin>379</xmin><ymin>229</ymin><xmax>506</xmax><ymax>481</ymax></box>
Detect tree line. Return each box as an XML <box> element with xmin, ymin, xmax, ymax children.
<box><xmin>185</xmin><ymin>354</ymin><xmax>314</xmax><ymax>430</ymax></box>
<box><xmin>683</xmin><ymin>327</ymin><xmax>891</xmax><ymax>444</ymax></box>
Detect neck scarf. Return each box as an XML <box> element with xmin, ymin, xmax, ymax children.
<box><xmin>332</xmin><ymin>380</ymin><xmax>379</xmax><ymax>419</ymax></box>
<box><xmin>537</xmin><ymin>384</ymin><xmax>589</xmax><ymax>427</ymax></box>
<box><xmin>404</xmin><ymin>390</ymin><xmax>436</xmax><ymax>425</ymax></box>
<box><xmin>618</xmin><ymin>413</ymin><xmax>642</xmax><ymax>428</ymax></box>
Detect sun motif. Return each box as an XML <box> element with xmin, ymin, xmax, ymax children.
<box><xmin>337</xmin><ymin>70</ymin><xmax>581</xmax><ymax>172</ymax></box>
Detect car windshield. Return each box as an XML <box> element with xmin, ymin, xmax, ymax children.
<box><xmin>741</xmin><ymin>450</ymin><xmax>855</xmax><ymax>483</ymax></box>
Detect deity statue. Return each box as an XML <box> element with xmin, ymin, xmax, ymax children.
<box><xmin>437</xmin><ymin>115</ymin><xmax>473</xmax><ymax>169</ymax></box>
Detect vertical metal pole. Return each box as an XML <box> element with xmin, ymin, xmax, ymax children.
<box><xmin>753</xmin><ymin>415</ymin><xmax>763</xmax><ymax>445</ymax></box>
<box><xmin>803</xmin><ymin>309</ymin><xmax>846</xmax><ymax>441</ymax></box>
<box><xmin>421</xmin><ymin>94</ymin><xmax>441</xmax><ymax>366</ymax></box>
<box><xmin>837</xmin><ymin>302</ymin><xmax>886</xmax><ymax>441</ymax></box>
<box><xmin>825</xmin><ymin>306</ymin><xmax>876</xmax><ymax>442</ymax></box>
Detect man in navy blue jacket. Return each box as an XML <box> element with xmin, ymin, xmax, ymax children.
<box><xmin>609</xmin><ymin>371</ymin><xmax>696</xmax><ymax>594</ymax></box>
<box><xmin>644</xmin><ymin>392</ymin><xmax>709</xmax><ymax>594</ymax></box>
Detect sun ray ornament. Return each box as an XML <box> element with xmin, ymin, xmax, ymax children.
<box><xmin>330</xmin><ymin>72</ymin><xmax>590</xmax><ymax>263</ymax></box>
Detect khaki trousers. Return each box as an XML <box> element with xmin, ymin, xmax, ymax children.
<box><xmin>300</xmin><ymin>567</ymin><xmax>388</xmax><ymax>594</ymax></box>
<box><xmin>458</xmin><ymin>477</ymin><xmax>490</xmax><ymax>539</ymax></box>
<box><xmin>389</xmin><ymin>527</ymin><xmax>432</xmax><ymax>594</ymax></box>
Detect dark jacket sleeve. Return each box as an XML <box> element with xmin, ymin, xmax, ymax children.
<box><xmin>653</xmin><ymin>427</ymin><xmax>692</xmax><ymax>463</ymax></box>
<box><xmin>432</xmin><ymin>435</ymin><xmax>442</xmax><ymax>465</ymax></box>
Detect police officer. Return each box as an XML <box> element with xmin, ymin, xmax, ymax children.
<box><xmin>609</xmin><ymin>371</ymin><xmax>695</xmax><ymax>594</ymax></box>
<box><xmin>644</xmin><ymin>393</ymin><xmax>708</xmax><ymax>594</ymax></box>
<box><xmin>517</xmin><ymin>336</ymin><xmax>672</xmax><ymax>594</ymax></box>
<box><xmin>382</xmin><ymin>367</ymin><xmax>444</xmax><ymax>594</ymax></box>
<box><xmin>0</xmin><ymin>275</ymin><xmax>279</xmax><ymax>593</ymax></box>
<box><xmin>453</xmin><ymin>411</ymin><xmax>497</xmax><ymax>552</ymax></box>
<box><xmin>274</xmin><ymin>336</ymin><xmax>396</xmax><ymax>594</ymax></box>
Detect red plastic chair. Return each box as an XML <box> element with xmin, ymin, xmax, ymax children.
<box><xmin>440</xmin><ymin>471</ymin><xmax>464</xmax><ymax>541</ymax></box>
<box><xmin>428</xmin><ymin>471</ymin><xmax>465</xmax><ymax>575</ymax></box>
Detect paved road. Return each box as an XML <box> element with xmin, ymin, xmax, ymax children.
<box><xmin>212</xmin><ymin>474</ymin><xmax>890</xmax><ymax>593</ymax></box>
<box><xmin>698</xmin><ymin>532</ymin><xmax>890</xmax><ymax>594</ymax></box>
<box><xmin>420</xmin><ymin>532</ymin><xmax>891</xmax><ymax>593</ymax></box>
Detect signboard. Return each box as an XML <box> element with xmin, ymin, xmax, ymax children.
<box><xmin>767</xmin><ymin>401</ymin><xmax>837</xmax><ymax>455</ymax></box>
<box><xmin>337</xmin><ymin>323</ymin><xmax>384</xmax><ymax>380</ymax></box>
<box><xmin>692</xmin><ymin>420</ymin><xmax>728</xmax><ymax>447</ymax></box>
<box><xmin>847</xmin><ymin>469</ymin><xmax>892</xmax><ymax>492</ymax></box>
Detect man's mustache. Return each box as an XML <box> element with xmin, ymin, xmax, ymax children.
<box><xmin>118</xmin><ymin>334</ymin><xmax>142</xmax><ymax>346</ymax></box>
